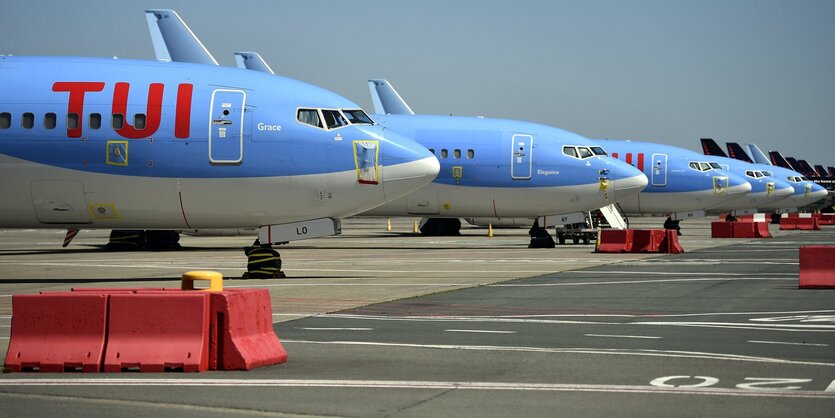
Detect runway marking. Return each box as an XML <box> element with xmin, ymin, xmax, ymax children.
<box><xmin>297</xmin><ymin>327</ymin><xmax>373</xmax><ymax>331</ymax></box>
<box><xmin>492</xmin><ymin>277</ymin><xmax>794</xmax><ymax>287</ymax></box>
<box><xmin>747</xmin><ymin>340</ymin><xmax>829</xmax><ymax>347</ymax></box>
<box><xmin>567</xmin><ymin>271</ymin><xmax>793</xmax><ymax>276</ymax></box>
<box><xmin>228</xmin><ymin>283</ymin><xmax>473</xmax><ymax>288</ymax></box>
<box><xmin>313</xmin><ymin>314</ymin><xmax>835</xmax><ymax>332</ymax></box>
<box><xmin>585</xmin><ymin>334</ymin><xmax>661</xmax><ymax>339</ymax></box>
<box><xmin>444</xmin><ymin>329</ymin><xmax>516</xmax><ymax>334</ymax></box>
<box><xmin>281</xmin><ymin>339</ymin><xmax>835</xmax><ymax>367</ymax></box>
<box><xmin>0</xmin><ymin>295</ymin><xmax>11</xmax><ymax>298</ymax></box>
<box><xmin>325</xmin><ymin>310</ymin><xmax>835</xmax><ymax>320</ymax></box>
<box><xmin>0</xmin><ymin>378</ymin><xmax>832</xmax><ymax>398</ymax></box>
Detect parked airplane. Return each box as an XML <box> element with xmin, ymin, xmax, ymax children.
<box><xmin>145</xmin><ymin>10</ymin><xmax>650</xmax><ymax>237</ymax></box>
<box><xmin>761</xmin><ymin>147</ymin><xmax>835</xmax><ymax>192</ymax></box>
<box><xmin>701</xmin><ymin>139</ymin><xmax>827</xmax><ymax>210</ymax></box>
<box><xmin>0</xmin><ymin>33</ymin><xmax>439</xmax><ymax>247</ymax></box>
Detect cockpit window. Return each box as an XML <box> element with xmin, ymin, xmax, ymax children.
<box><xmin>321</xmin><ymin>109</ymin><xmax>348</xmax><ymax>130</ymax></box>
<box><xmin>754</xmin><ymin>171</ymin><xmax>764</xmax><ymax>178</ymax></box>
<box><xmin>578</xmin><ymin>147</ymin><xmax>593</xmax><ymax>158</ymax></box>
<box><xmin>709</xmin><ymin>162</ymin><xmax>721</xmax><ymax>169</ymax></box>
<box><xmin>689</xmin><ymin>162</ymin><xmax>700</xmax><ymax>170</ymax></box>
<box><xmin>562</xmin><ymin>146</ymin><xmax>578</xmax><ymax>158</ymax></box>
<box><xmin>762</xmin><ymin>170</ymin><xmax>773</xmax><ymax>176</ymax></box>
<box><xmin>297</xmin><ymin>109</ymin><xmax>322</xmax><ymax>128</ymax></box>
<box><xmin>801</xmin><ymin>176</ymin><xmax>809</xmax><ymax>181</ymax></box>
<box><xmin>745</xmin><ymin>170</ymin><xmax>754</xmax><ymax>177</ymax></box>
<box><xmin>590</xmin><ymin>146</ymin><xmax>608</xmax><ymax>156</ymax></box>
<box><xmin>343</xmin><ymin>109</ymin><xmax>374</xmax><ymax>125</ymax></box>
<box><xmin>699</xmin><ymin>162</ymin><xmax>711</xmax><ymax>171</ymax></box>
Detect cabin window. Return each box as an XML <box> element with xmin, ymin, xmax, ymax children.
<box><xmin>112</xmin><ymin>113</ymin><xmax>124</xmax><ymax>130</ymax></box>
<box><xmin>578</xmin><ymin>147</ymin><xmax>593</xmax><ymax>159</ymax></box>
<box><xmin>44</xmin><ymin>113</ymin><xmax>57</xmax><ymax>129</ymax></box>
<box><xmin>297</xmin><ymin>109</ymin><xmax>322</xmax><ymax>128</ymax></box>
<box><xmin>467</xmin><ymin>149</ymin><xmax>474</xmax><ymax>159</ymax></box>
<box><xmin>89</xmin><ymin>113</ymin><xmax>101</xmax><ymax>129</ymax></box>
<box><xmin>134</xmin><ymin>114</ymin><xmax>146</xmax><ymax>130</ymax></box>
<box><xmin>67</xmin><ymin>113</ymin><xmax>79</xmax><ymax>130</ymax></box>
<box><xmin>562</xmin><ymin>146</ymin><xmax>578</xmax><ymax>158</ymax></box>
<box><xmin>440</xmin><ymin>149</ymin><xmax>448</xmax><ymax>159</ymax></box>
<box><xmin>342</xmin><ymin>109</ymin><xmax>374</xmax><ymax>125</ymax></box>
<box><xmin>453</xmin><ymin>149</ymin><xmax>461</xmax><ymax>159</ymax></box>
<box><xmin>590</xmin><ymin>146</ymin><xmax>608</xmax><ymax>156</ymax></box>
<box><xmin>321</xmin><ymin>109</ymin><xmax>348</xmax><ymax>130</ymax></box>
<box><xmin>0</xmin><ymin>112</ymin><xmax>10</xmax><ymax>129</ymax></box>
<box><xmin>22</xmin><ymin>113</ymin><xmax>34</xmax><ymax>129</ymax></box>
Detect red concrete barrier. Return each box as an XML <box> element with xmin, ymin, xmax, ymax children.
<box><xmin>4</xmin><ymin>293</ymin><xmax>107</xmax><ymax>373</ymax></box>
<box><xmin>820</xmin><ymin>214</ymin><xmax>835</xmax><ymax>225</ymax></box>
<box><xmin>597</xmin><ymin>229</ymin><xmax>633</xmax><ymax>253</ymax></box>
<box><xmin>711</xmin><ymin>222</ymin><xmax>733</xmax><ymax>238</ymax></box>
<box><xmin>796</xmin><ymin>217</ymin><xmax>821</xmax><ymax>230</ymax></box>
<box><xmin>732</xmin><ymin>222</ymin><xmax>756</xmax><ymax>238</ymax></box>
<box><xmin>631</xmin><ymin>229</ymin><xmax>665</xmax><ymax>252</ymax></box>
<box><xmin>662</xmin><ymin>230</ymin><xmax>685</xmax><ymax>254</ymax></box>
<box><xmin>799</xmin><ymin>246</ymin><xmax>835</xmax><ymax>289</ymax></box>
<box><xmin>103</xmin><ymin>293</ymin><xmax>210</xmax><ymax>372</ymax></box>
<box><xmin>209</xmin><ymin>289</ymin><xmax>288</xmax><ymax>370</ymax></box>
<box><xmin>780</xmin><ymin>217</ymin><xmax>798</xmax><ymax>230</ymax></box>
<box><xmin>754</xmin><ymin>222</ymin><xmax>772</xmax><ymax>238</ymax></box>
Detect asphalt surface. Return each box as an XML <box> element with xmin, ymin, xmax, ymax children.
<box><xmin>0</xmin><ymin>218</ymin><xmax>833</xmax><ymax>417</ymax></box>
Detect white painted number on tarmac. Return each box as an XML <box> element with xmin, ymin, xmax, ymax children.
<box><xmin>650</xmin><ymin>376</ymin><xmax>719</xmax><ymax>388</ymax></box>
<box><xmin>735</xmin><ymin>378</ymin><xmax>812</xmax><ymax>391</ymax></box>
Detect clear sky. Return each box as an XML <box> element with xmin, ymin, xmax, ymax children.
<box><xmin>3</xmin><ymin>0</ymin><xmax>833</xmax><ymax>165</ymax></box>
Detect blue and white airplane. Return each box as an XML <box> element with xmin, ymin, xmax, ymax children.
<box><xmin>597</xmin><ymin>140</ymin><xmax>754</xmax><ymax>216</ymax></box>
<box><xmin>0</xmin><ymin>36</ymin><xmax>439</xmax><ymax>244</ymax></box>
<box><xmin>701</xmin><ymin>139</ymin><xmax>828</xmax><ymax>210</ymax></box>
<box><xmin>145</xmin><ymin>10</ymin><xmax>649</xmax><ymax>236</ymax></box>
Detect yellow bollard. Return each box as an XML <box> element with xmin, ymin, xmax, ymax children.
<box><xmin>594</xmin><ymin>227</ymin><xmax>601</xmax><ymax>253</ymax></box>
<box><xmin>413</xmin><ymin>220</ymin><xmax>420</xmax><ymax>234</ymax></box>
<box><xmin>181</xmin><ymin>270</ymin><xmax>224</xmax><ymax>292</ymax></box>
<box><xmin>488</xmin><ymin>223</ymin><xmax>494</xmax><ymax>238</ymax></box>
<box><xmin>386</xmin><ymin>217</ymin><xmax>392</xmax><ymax>231</ymax></box>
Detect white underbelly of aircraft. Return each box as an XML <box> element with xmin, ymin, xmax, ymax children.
<box><xmin>0</xmin><ymin>154</ymin><xmax>403</xmax><ymax>229</ymax></box>
<box><xmin>360</xmin><ymin>181</ymin><xmax>613</xmax><ymax>218</ymax></box>
<box><xmin>619</xmin><ymin>189</ymin><xmax>721</xmax><ymax>215</ymax></box>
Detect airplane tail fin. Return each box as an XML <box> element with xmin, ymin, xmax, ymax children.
<box><xmin>145</xmin><ymin>9</ymin><xmax>218</xmax><ymax>65</ymax></box>
<box><xmin>814</xmin><ymin>165</ymin><xmax>827</xmax><ymax>177</ymax></box>
<box><xmin>768</xmin><ymin>151</ymin><xmax>792</xmax><ymax>169</ymax></box>
<box><xmin>785</xmin><ymin>157</ymin><xmax>803</xmax><ymax>172</ymax></box>
<box><xmin>726</xmin><ymin>142</ymin><xmax>754</xmax><ymax>163</ymax></box>
<box><xmin>798</xmin><ymin>160</ymin><xmax>816</xmax><ymax>176</ymax></box>
<box><xmin>700</xmin><ymin>138</ymin><xmax>728</xmax><ymax>157</ymax></box>
<box><xmin>234</xmin><ymin>52</ymin><xmax>275</xmax><ymax>75</ymax></box>
<box><xmin>745</xmin><ymin>144</ymin><xmax>772</xmax><ymax>165</ymax></box>
<box><xmin>828</xmin><ymin>166</ymin><xmax>835</xmax><ymax>177</ymax></box>
<box><xmin>367</xmin><ymin>79</ymin><xmax>415</xmax><ymax>115</ymax></box>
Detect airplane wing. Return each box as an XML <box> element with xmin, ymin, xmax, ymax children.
<box><xmin>745</xmin><ymin>144</ymin><xmax>772</xmax><ymax>165</ymax></box>
<box><xmin>145</xmin><ymin>9</ymin><xmax>218</xmax><ymax>65</ymax></box>
<box><xmin>234</xmin><ymin>52</ymin><xmax>275</xmax><ymax>75</ymax></box>
<box><xmin>367</xmin><ymin>79</ymin><xmax>415</xmax><ymax>115</ymax></box>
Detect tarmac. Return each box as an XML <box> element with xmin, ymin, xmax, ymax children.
<box><xmin>0</xmin><ymin>217</ymin><xmax>833</xmax><ymax>417</ymax></box>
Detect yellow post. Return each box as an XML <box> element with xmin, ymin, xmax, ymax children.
<box><xmin>412</xmin><ymin>220</ymin><xmax>420</xmax><ymax>234</ymax></box>
<box><xmin>594</xmin><ymin>227</ymin><xmax>601</xmax><ymax>253</ymax></box>
<box><xmin>386</xmin><ymin>217</ymin><xmax>392</xmax><ymax>231</ymax></box>
<box><xmin>488</xmin><ymin>223</ymin><xmax>494</xmax><ymax>238</ymax></box>
<box><xmin>181</xmin><ymin>270</ymin><xmax>223</xmax><ymax>292</ymax></box>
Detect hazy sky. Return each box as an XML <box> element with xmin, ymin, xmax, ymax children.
<box><xmin>3</xmin><ymin>0</ymin><xmax>833</xmax><ymax>164</ymax></box>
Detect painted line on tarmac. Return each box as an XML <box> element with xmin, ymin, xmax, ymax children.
<box><xmin>0</xmin><ymin>378</ymin><xmax>832</xmax><ymax>399</ymax></box>
<box><xmin>491</xmin><ymin>277</ymin><xmax>794</xmax><ymax>287</ymax></box>
<box><xmin>228</xmin><ymin>283</ymin><xmax>473</xmax><ymax>289</ymax></box>
<box><xmin>748</xmin><ymin>340</ymin><xmax>829</xmax><ymax>347</ymax></box>
<box><xmin>281</xmin><ymin>339</ymin><xmax>835</xmax><ymax>367</ymax></box>
<box><xmin>316</xmin><ymin>314</ymin><xmax>835</xmax><ymax>331</ymax></box>
<box><xmin>567</xmin><ymin>271</ymin><xmax>793</xmax><ymax>276</ymax></box>
<box><xmin>585</xmin><ymin>334</ymin><xmax>661</xmax><ymax>339</ymax></box>
<box><xmin>297</xmin><ymin>327</ymin><xmax>373</xmax><ymax>331</ymax></box>
<box><xmin>445</xmin><ymin>329</ymin><xmax>516</xmax><ymax>334</ymax></box>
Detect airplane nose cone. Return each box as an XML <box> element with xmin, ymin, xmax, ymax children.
<box><xmin>725</xmin><ymin>173</ymin><xmax>752</xmax><ymax>196</ymax></box>
<box><xmin>770</xmin><ymin>180</ymin><xmax>794</xmax><ymax>199</ymax></box>
<box><xmin>610</xmin><ymin>164</ymin><xmax>648</xmax><ymax>199</ymax></box>
<box><xmin>376</xmin><ymin>131</ymin><xmax>440</xmax><ymax>200</ymax></box>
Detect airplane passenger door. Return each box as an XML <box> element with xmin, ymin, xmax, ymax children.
<box><xmin>651</xmin><ymin>153</ymin><xmax>667</xmax><ymax>186</ymax></box>
<box><xmin>511</xmin><ymin>134</ymin><xmax>533</xmax><ymax>180</ymax></box>
<box><xmin>209</xmin><ymin>89</ymin><xmax>246</xmax><ymax>164</ymax></box>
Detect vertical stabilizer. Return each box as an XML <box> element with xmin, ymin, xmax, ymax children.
<box><xmin>700</xmin><ymin>138</ymin><xmax>728</xmax><ymax>157</ymax></box>
<box><xmin>367</xmin><ymin>79</ymin><xmax>415</xmax><ymax>115</ymax></box>
<box><xmin>234</xmin><ymin>52</ymin><xmax>275</xmax><ymax>75</ymax></box>
<box><xmin>745</xmin><ymin>144</ymin><xmax>772</xmax><ymax>165</ymax></box>
<box><xmin>726</xmin><ymin>143</ymin><xmax>754</xmax><ymax>163</ymax></box>
<box><xmin>145</xmin><ymin>9</ymin><xmax>219</xmax><ymax>65</ymax></box>
<box><xmin>769</xmin><ymin>151</ymin><xmax>791</xmax><ymax>169</ymax></box>
<box><xmin>814</xmin><ymin>165</ymin><xmax>827</xmax><ymax>177</ymax></box>
<box><xmin>785</xmin><ymin>157</ymin><xmax>803</xmax><ymax>172</ymax></box>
